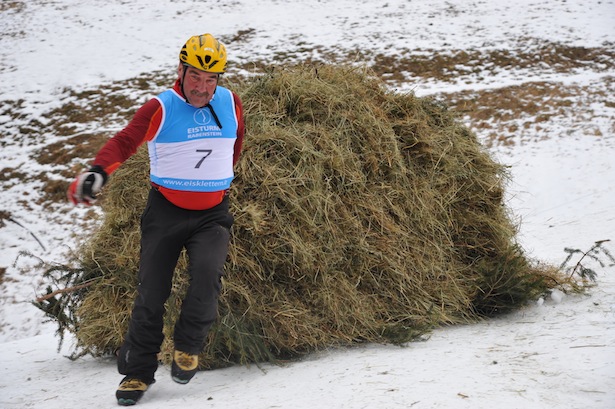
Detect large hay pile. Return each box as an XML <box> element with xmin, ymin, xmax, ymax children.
<box><xmin>48</xmin><ymin>64</ymin><xmax>556</xmax><ymax>369</ymax></box>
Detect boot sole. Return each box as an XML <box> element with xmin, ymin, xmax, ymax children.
<box><xmin>117</xmin><ymin>397</ymin><xmax>138</xmax><ymax>406</ymax></box>
<box><xmin>172</xmin><ymin>375</ymin><xmax>192</xmax><ymax>384</ymax></box>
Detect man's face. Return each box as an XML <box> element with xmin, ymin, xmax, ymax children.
<box><xmin>179</xmin><ymin>64</ymin><xmax>219</xmax><ymax>107</ymax></box>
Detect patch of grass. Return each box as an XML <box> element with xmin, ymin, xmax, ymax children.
<box><xmin>0</xmin><ymin>210</ymin><xmax>11</xmax><ymax>228</ymax></box>
<box><xmin>371</xmin><ymin>40</ymin><xmax>615</xmax><ymax>84</ymax></box>
<box><xmin>231</xmin><ymin>38</ymin><xmax>615</xmax><ymax>87</ymax></box>
<box><xmin>36</xmin><ymin>173</ymin><xmax>72</xmax><ymax>205</ymax></box>
<box><xmin>36</xmin><ymin>133</ymin><xmax>109</xmax><ymax>167</ymax></box>
<box><xmin>222</xmin><ymin>28</ymin><xmax>257</xmax><ymax>44</ymax></box>
<box><xmin>0</xmin><ymin>1</ymin><xmax>24</xmax><ymax>13</ymax></box>
<box><xmin>432</xmin><ymin>77</ymin><xmax>615</xmax><ymax>146</ymax></box>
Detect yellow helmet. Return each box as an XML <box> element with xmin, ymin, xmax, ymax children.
<box><xmin>179</xmin><ymin>34</ymin><xmax>227</xmax><ymax>73</ymax></box>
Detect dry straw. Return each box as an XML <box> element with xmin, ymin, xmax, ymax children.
<box><xmin>47</xmin><ymin>64</ymin><xmax>560</xmax><ymax>368</ymax></box>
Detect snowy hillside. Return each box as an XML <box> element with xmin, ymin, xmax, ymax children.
<box><xmin>1</xmin><ymin>1</ymin><xmax>614</xmax><ymax>408</ymax></box>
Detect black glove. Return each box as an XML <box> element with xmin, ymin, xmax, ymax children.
<box><xmin>67</xmin><ymin>165</ymin><xmax>108</xmax><ymax>205</ymax></box>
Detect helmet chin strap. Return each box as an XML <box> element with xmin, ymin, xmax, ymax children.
<box><xmin>205</xmin><ymin>102</ymin><xmax>223</xmax><ymax>129</ymax></box>
<box><xmin>180</xmin><ymin>65</ymin><xmax>189</xmax><ymax>104</ymax></box>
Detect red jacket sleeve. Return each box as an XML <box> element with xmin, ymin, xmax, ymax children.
<box><xmin>93</xmin><ymin>98</ymin><xmax>162</xmax><ymax>175</ymax></box>
<box><xmin>232</xmin><ymin>91</ymin><xmax>245</xmax><ymax>166</ymax></box>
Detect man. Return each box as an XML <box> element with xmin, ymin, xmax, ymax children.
<box><xmin>68</xmin><ymin>33</ymin><xmax>245</xmax><ymax>406</ymax></box>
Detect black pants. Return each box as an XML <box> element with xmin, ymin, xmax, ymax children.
<box><xmin>118</xmin><ymin>188</ymin><xmax>233</xmax><ymax>382</ymax></box>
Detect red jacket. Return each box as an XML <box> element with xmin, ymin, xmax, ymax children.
<box><xmin>94</xmin><ymin>80</ymin><xmax>245</xmax><ymax>210</ymax></box>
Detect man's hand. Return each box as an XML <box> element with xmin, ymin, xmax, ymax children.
<box><xmin>67</xmin><ymin>166</ymin><xmax>108</xmax><ymax>205</ymax></box>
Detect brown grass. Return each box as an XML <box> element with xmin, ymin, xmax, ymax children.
<box><xmin>433</xmin><ymin>77</ymin><xmax>615</xmax><ymax>146</ymax></box>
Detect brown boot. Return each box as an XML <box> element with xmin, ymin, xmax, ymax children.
<box><xmin>171</xmin><ymin>350</ymin><xmax>198</xmax><ymax>384</ymax></box>
<box><xmin>116</xmin><ymin>376</ymin><xmax>154</xmax><ymax>406</ymax></box>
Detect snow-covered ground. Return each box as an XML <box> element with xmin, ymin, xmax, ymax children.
<box><xmin>1</xmin><ymin>1</ymin><xmax>614</xmax><ymax>408</ymax></box>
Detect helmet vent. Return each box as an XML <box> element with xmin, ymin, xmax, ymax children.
<box><xmin>179</xmin><ymin>34</ymin><xmax>227</xmax><ymax>73</ymax></box>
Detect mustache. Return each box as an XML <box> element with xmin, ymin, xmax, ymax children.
<box><xmin>190</xmin><ymin>90</ymin><xmax>210</xmax><ymax>97</ymax></box>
